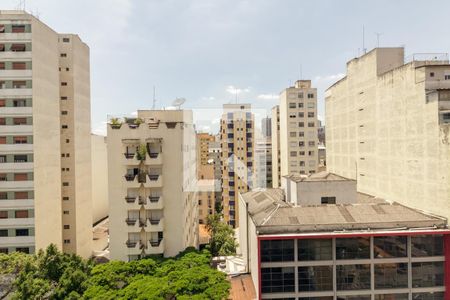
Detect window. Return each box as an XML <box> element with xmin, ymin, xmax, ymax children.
<box><xmin>13</xmin><ymin>118</ymin><xmax>27</xmax><ymax>125</ymax></box>
<box><xmin>299</xmin><ymin>141</ymin><xmax>305</xmax><ymax>147</ymax></box>
<box><xmin>0</xmin><ymin>211</ymin><xmax>7</xmax><ymax>218</ymax></box>
<box><xmin>430</xmin><ymin>72</ymin><xmax>435</xmax><ymax>77</ymax></box>
<box><xmin>14</xmin><ymin>155</ymin><xmax>28</xmax><ymax>162</ymax></box>
<box><xmin>445</xmin><ymin>75</ymin><xmax>450</xmax><ymax>80</ymax></box>
<box><xmin>12</xmin><ymin>81</ymin><xmax>26</xmax><ymax>88</ymax></box>
<box><xmin>299</xmin><ymin>131</ymin><xmax>304</xmax><ymax>137</ymax></box>
<box><xmin>374</xmin><ymin>236</ymin><xmax>407</xmax><ymax>258</ymax></box>
<box><xmin>62</xmin><ymin>125</ymin><xmax>68</xmax><ymax>129</ymax></box>
<box><xmin>290</xmin><ymin>151</ymin><xmax>297</xmax><ymax>157</ymax></box>
<box><xmin>321</xmin><ymin>197</ymin><xmax>336</xmax><ymax>204</ymax></box>
<box><xmin>63</xmin><ymin>210</ymin><xmax>69</xmax><ymax>215</ymax></box>
<box><xmin>411</xmin><ymin>235</ymin><xmax>443</xmax><ymax>257</ymax></box>
<box><xmin>298</xmin><ymin>103</ymin><xmax>304</xmax><ymax>108</ymax></box>
<box><xmin>0</xmin><ymin>99</ymin><xmax>4</xmax><ymax>107</ymax></box>
<box><xmin>63</xmin><ymin>197</ymin><xmax>69</xmax><ymax>201</ymax></box>
<box><xmin>336</xmin><ymin>264</ymin><xmax>371</xmax><ymax>290</ymax></box>
<box><xmin>289</xmin><ymin>132</ymin><xmax>296</xmax><ymax>137</ymax></box>
<box><xmin>298</xmin><ymin>92</ymin><xmax>304</xmax><ymax>98</ymax></box>
<box><xmin>64</xmin><ymin>239</ymin><xmax>70</xmax><ymax>244</ymax></box>
<box><xmin>60</xmin><ymin>53</ymin><xmax>67</xmax><ymax>57</ymax></box>
<box><xmin>412</xmin><ymin>262</ymin><xmax>444</xmax><ymax>287</ymax></box>
<box><xmin>61</xmin><ymin>96</ymin><xmax>68</xmax><ymax>100</ymax></box>
<box><xmin>0</xmin><ymin>137</ymin><xmax>5</xmax><ymax>144</ymax></box>
<box><xmin>13</xmin><ymin>99</ymin><xmax>26</xmax><ymax>107</ymax></box>
<box><xmin>298</xmin><ymin>266</ymin><xmax>333</xmax><ymax>291</ymax></box>
<box><xmin>308</xmin><ymin>141</ymin><xmax>315</xmax><ymax>146</ymax></box>
<box><xmin>289</xmin><ymin>103</ymin><xmax>296</xmax><ymax>108</ymax></box>
<box><xmin>261</xmin><ymin>239</ymin><xmax>294</xmax><ymax>262</ymax></box>
<box><xmin>298</xmin><ymin>112</ymin><xmax>304</xmax><ymax>118</ymax></box>
<box><xmin>298</xmin><ymin>122</ymin><xmax>304</xmax><ymax>127</ymax></box>
<box><xmin>289</xmin><ymin>113</ymin><xmax>296</xmax><ymax>118</ymax></box>
<box><xmin>298</xmin><ymin>239</ymin><xmax>332</xmax><ymax>260</ymax></box>
<box><xmin>0</xmin><ymin>192</ymin><xmax>7</xmax><ymax>199</ymax></box>
<box><xmin>0</xmin><ymin>25</ymin><xmax>4</xmax><ymax>33</ymax></box>
<box><xmin>0</xmin><ymin>230</ymin><xmax>7</xmax><ymax>237</ymax></box>
<box><xmin>15</xmin><ymin>210</ymin><xmax>28</xmax><ymax>218</ymax></box>
<box><xmin>16</xmin><ymin>247</ymin><xmax>29</xmax><ymax>254</ymax></box>
<box><xmin>336</xmin><ymin>237</ymin><xmax>370</xmax><ymax>259</ymax></box>
<box><xmin>14</xmin><ymin>136</ymin><xmax>28</xmax><ymax>144</ymax></box>
<box><xmin>15</xmin><ymin>192</ymin><xmax>28</xmax><ymax>199</ymax></box>
<box><xmin>308</xmin><ymin>103</ymin><xmax>315</xmax><ymax>109</ymax></box>
<box><xmin>62</xmin><ymin>37</ymin><xmax>70</xmax><ymax>42</ymax></box>
<box><xmin>0</xmin><ymin>155</ymin><xmax>6</xmax><ymax>163</ymax></box>
<box><xmin>299</xmin><ymin>151</ymin><xmax>305</xmax><ymax>156</ymax></box>
<box><xmin>62</xmin><ymin>182</ymin><xmax>69</xmax><ymax>186</ymax></box>
<box><xmin>66</xmin><ymin>67</ymin><xmax>70</xmax><ymax>71</ymax></box>
<box><xmin>64</xmin><ymin>225</ymin><xmax>70</xmax><ymax>229</ymax></box>
<box><xmin>0</xmin><ymin>62</ymin><xmax>4</xmax><ymax>70</ymax></box>
<box><xmin>308</xmin><ymin>112</ymin><xmax>315</xmax><ymax>117</ymax></box>
<box><xmin>307</xmin><ymin>93</ymin><xmax>314</xmax><ymax>99</ymax></box>
<box><xmin>299</xmin><ymin>161</ymin><xmax>305</xmax><ymax>166</ymax></box>
<box><xmin>309</xmin><ymin>150</ymin><xmax>314</xmax><ymax>156</ymax></box>
<box><xmin>11</xmin><ymin>25</ymin><xmax>26</xmax><ymax>33</ymax></box>
<box><xmin>15</xmin><ymin>229</ymin><xmax>29</xmax><ymax>236</ymax></box>
<box><xmin>374</xmin><ymin>294</ymin><xmax>409</xmax><ymax>300</ymax></box>
<box><xmin>0</xmin><ymin>173</ymin><xmax>6</xmax><ymax>181</ymax></box>
<box><xmin>0</xmin><ymin>44</ymin><xmax>3</xmax><ymax>52</ymax></box>
<box><xmin>308</xmin><ymin>122</ymin><xmax>315</xmax><ymax>127</ymax></box>
<box><xmin>12</xmin><ymin>62</ymin><xmax>26</xmax><ymax>70</ymax></box>
<box><xmin>261</xmin><ymin>267</ymin><xmax>295</xmax><ymax>293</ymax></box>
<box><xmin>375</xmin><ymin>263</ymin><xmax>408</xmax><ymax>289</ymax></box>
<box><xmin>14</xmin><ymin>173</ymin><xmax>28</xmax><ymax>181</ymax></box>
<box><xmin>61</xmin><ymin>82</ymin><xmax>67</xmax><ymax>86</ymax></box>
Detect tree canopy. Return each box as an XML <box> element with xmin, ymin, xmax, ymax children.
<box><xmin>0</xmin><ymin>245</ymin><xmax>230</xmax><ymax>300</ymax></box>
<box><xmin>206</xmin><ymin>214</ymin><xmax>238</xmax><ymax>257</ymax></box>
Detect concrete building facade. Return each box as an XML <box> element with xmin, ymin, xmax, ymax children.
<box><xmin>107</xmin><ymin>110</ymin><xmax>198</xmax><ymax>261</ymax></box>
<box><xmin>261</xmin><ymin>117</ymin><xmax>271</xmax><ymax>138</ymax></box>
<box><xmin>271</xmin><ymin>105</ymin><xmax>281</xmax><ymax>187</ymax></box>
<box><xmin>0</xmin><ymin>11</ymin><xmax>92</xmax><ymax>257</ymax></box>
<box><xmin>254</xmin><ymin>138</ymin><xmax>272</xmax><ymax>188</ymax></box>
<box><xmin>326</xmin><ymin>47</ymin><xmax>450</xmax><ymax>223</ymax></box>
<box><xmin>220</xmin><ymin>104</ymin><xmax>254</xmax><ymax>228</ymax></box>
<box><xmin>91</xmin><ymin>134</ymin><xmax>108</xmax><ymax>224</ymax></box>
<box><xmin>279</xmin><ymin>80</ymin><xmax>319</xmax><ymax>177</ymax></box>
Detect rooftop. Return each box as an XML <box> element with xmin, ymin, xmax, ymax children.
<box><xmin>241</xmin><ymin>189</ymin><xmax>447</xmax><ymax>235</ymax></box>
<box><xmin>283</xmin><ymin>171</ymin><xmax>354</xmax><ymax>183</ymax></box>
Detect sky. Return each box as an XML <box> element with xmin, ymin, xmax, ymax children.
<box><xmin>3</xmin><ymin>0</ymin><xmax>450</xmax><ymax>134</ymax></box>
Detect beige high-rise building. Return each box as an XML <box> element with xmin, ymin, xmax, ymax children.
<box><xmin>0</xmin><ymin>11</ymin><xmax>92</xmax><ymax>257</ymax></box>
<box><xmin>196</xmin><ymin>132</ymin><xmax>216</xmax><ymax>225</ymax></box>
<box><xmin>220</xmin><ymin>104</ymin><xmax>254</xmax><ymax>228</ymax></box>
<box><xmin>196</xmin><ymin>132</ymin><xmax>214</xmax><ymax>179</ymax></box>
<box><xmin>279</xmin><ymin>80</ymin><xmax>319</xmax><ymax>177</ymax></box>
<box><xmin>326</xmin><ymin>47</ymin><xmax>450</xmax><ymax>221</ymax></box>
<box><xmin>271</xmin><ymin>105</ymin><xmax>281</xmax><ymax>187</ymax></box>
<box><xmin>107</xmin><ymin>110</ymin><xmax>198</xmax><ymax>261</ymax></box>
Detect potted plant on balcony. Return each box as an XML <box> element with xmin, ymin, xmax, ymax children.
<box><xmin>137</xmin><ymin>144</ymin><xmax>147</xmax><ymax>183</ymax></box>
<box><xmin>110</xmin><ymin>117</ymin><xmax>122</xmax><ymax>129</ymax></box>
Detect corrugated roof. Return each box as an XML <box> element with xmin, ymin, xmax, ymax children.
<box><xmin>283</xmin><ymin>171</ymin><xmax>354</xmax><ymax>183</ymax></box>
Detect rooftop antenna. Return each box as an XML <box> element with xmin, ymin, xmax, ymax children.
<box><xmin>375</xmin><ymin>32</ymin><xmax>382</xmax><ymax>48</ymax></box>
<box><xmin>172</xmin><ymin>97</ymin><xmax>186</xmax><ymax>110</ymax></box>
<box><xmin>152</xmin><ymin>86</ymin><xmax>156</xmax><ymax>109</ymax></box>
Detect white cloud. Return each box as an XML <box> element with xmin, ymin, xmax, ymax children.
<box><xmin>313</xmin><ymin>73</ymin><xmax>345</xmax><ymax>84</ymax></box>
<box><xmin>226</xmin><ymin>85</ymin><xmax>250</xmax><ymax>95</ymax></box>
<box><xmin>92</xmin><ymin>122</ymin><xmax>107</xmax><ymax>136</ymax></box>
<box><xmin>257</xmin><ymin>94</ymin><xmax>278</xmax><ymax>100</ymax></box>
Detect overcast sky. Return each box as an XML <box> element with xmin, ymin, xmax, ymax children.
<box><xmin>3</xmin><ymin>0</ymin><xmax>450</xmax><ymax>134</ymax></box>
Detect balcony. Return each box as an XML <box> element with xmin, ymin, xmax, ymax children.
<box><xmin>125</xmin><ymin>218</ymin><xmax>137</xmax><ymax>226</ymax></box>
<box><xmin>124</xmin><ymin>174</ymin><xmax>136</xmax><ymax>181</ymax></box>
<box><xmin>146</xmin><ymin>239</ymin><xmax>164</xmax><ymax>255</ymax></box>
<box><xmin>146</xmin><ymin>218</ymin><xmax>164</xmax><ymax>232</ymax></box>
<box><xmin>126</xmin><ymin>240</ymin><xmax>143</xmax><ymax>255</ymax></box>
<box><xmin>0</xmin><ymin>70</ymin><xmax>32</xmax><ymax>78</ymax></box>
<box><xmin>0</xmin><ymin>88</ymin><xmax>32</xmax><ymax>97</ymax></box>
<box><xmin>124</xmin><ymin>152</ymin><xmax>135</xmax><ymax>159</ymax></box>
<box><xmin>125</xmin><ymin>196</ymin><xmax>137</xmax><ymax>204</ymax></box>
<box><xmin>0</xmin><ymin>125</ymin><xmax>33</xmax><ymax>135</ymax></box>
<box><xmin>125</xmin><ymin>240</ymin><xmax>138</xmax><ymax>248</ymax></box>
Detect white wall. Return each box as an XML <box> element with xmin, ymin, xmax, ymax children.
<box><xmin>91</xmin><ymin>134</ymin><xmax>108</xmax><ymax>224</ymax></box>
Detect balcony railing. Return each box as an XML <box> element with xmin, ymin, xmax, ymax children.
<box><xmin>149</xmin><ymin>196</ymin><xmax>160</xmax><ymax>203</ymax></box>
<box><xmin>124</xmin><ymin>153</ymin><xmax>135</xmax><ymax>159</ymax></box>
<box><xmin>150</xmin><ymin>239</ymin><xmax>162</xmax><ymax>247</ymax></box>
<box><xmin>126</xmin><ymin>240</ymin><xmax>138</xmax><ymax>248</ymax></box>
<box><xmin>125</xmin><ymin>196</ymin><xmax>136</xmax><ymax>203</ymax></box>
<box><xmin>148</xmin><ymin>152</ymin><xmax>159</xmax><ymax>159</ymax></box>
<box><xmin>148</xmin><ymin>174</ymin><xmax>160</xmax><ymax>181</ymax></box>
<box><xmin>125</xmin><ymin>218</ymin><xmax>137</xmax><ymax>226</ymax></box>
<box><xmin>124</xmin><ymin>174</ymin><xmax>136</xmax><ymax>181</ymax></box>
<box><xmin>149</xmin><ymin>218</ymin><xmax>161</xmax><ymax>225</ymax></box>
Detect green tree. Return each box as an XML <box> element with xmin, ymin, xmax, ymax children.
<box><xmin>206</xmin><ymin>214</ymin><xmax>238</xmax><ymax>256</ymax></box>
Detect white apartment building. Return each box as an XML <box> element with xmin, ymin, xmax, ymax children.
<box><xmin>279</xmin><ymin>80</ymin><xmax>319</xmax><ymax>177</ymax></box>
<box><xmin>0</xmin><ymin>11</ymin><xmax>92</xmax><ymax>257</ymax></box>
<box><xmin>107</xmin><ymin>110</ymin><xmax>198</xmax><ymax>261</ymax></box>
<box><xmin>254</xmin><ymin>137</ymin><xmax>272</xmax><ymax>188</ymax></box>
<box><xmin>326</xmin><ymin>47</ymin><xmax>450</xmax><ymax>223</ymax></box>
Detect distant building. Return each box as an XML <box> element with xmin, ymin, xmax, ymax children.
<box><xmin>91</xmin><ymin>134</ymin><xmax>108</xmax><ymax>224</ymax></box>
<box><xmin>254</xmin><ymin>138</ymin><xmax>272</xmax><ymax>188</ymax></box>
<box><xmin>208</xmin><ymin>141</ymin><xmax>222</xmax><ymax>213</ymax></box>
<box><xmin>107</xmin><ymin>110</ymin><xmax>198</xmax><ymax>261</ymax></box>
<box><xmin>279</xmin><ymin>80</ymin><xmax>319</xmax><ymax>177</ymax></box>
<box><xmin>261</xmin><ymin>117</ymin><xmax>271</xmax><ymax>138</ymax></box>
<box><xmin>220</xmin><ymin>104</ymin><xmax>254</xmax><ymax>228</ymax></box>
<box><xmin>0</xmin><ymin>11</ymin><xmax>92</xmax><ymax>257</ymax></box>
<box><xmin>196</xmin><ymin>133</ymin><xmax>215</xmax><ymax>179</ymax></box>
<box><xmin>239</xmin><ymin>171</ymin><xmax>450</xmax><ymax>300</ymax></box>
<box><xmin>326</xmin><ymin>47</ymin><xmax>450</xmax><ymax>223</ymax></box>
<box><xmin>271</xmin><ymin>105</ymin><xmax>281</xmax><ymax>187</ymax></box>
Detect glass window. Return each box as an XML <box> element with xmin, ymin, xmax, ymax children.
<box><xmin>374</xmin><ymin>236</ymin><xmax>407</xmax><ymax>258</ymax></box>
<box><xmin>374</xmin><ymin>263</ymin><xmax>408</xmax><ymax>289</ymax></box>
<box><xmin>336</xmin><ymin>264</ymin><xmax>371</xmax><ymax>290</ymax></box>
<box><xmin>298</xmin><ymin>239</ymin><xmax>332</xmax><ymax>260</ymax></box>
<box><xmin>411</xmin><ymin>235</ymin><xmax>443</xmax><ymax>257</ymax></box>
<box><xmin>412</xmin><ymin>261</ymin><xmax>444</xmax><ymax>287</ymax></box>
<box><xmin>411</xmin><ymin>292</ymin><xmax>444</xmax><ymax>300</ymax></box>
<box><xmin>261</xmin><ymin>267</ymin><xmax>295</xmax><ymax>293</ymax></box>
<box><xmin>336</xmin><ymin>237</ymin><xmax>370</xmax><ymax>259</ymax></box>
<box><xmin>298</xmin><ymin>265</ymin><xmax>333</xmax><ymax>291</ymax></box>
<box><xmin>299</xmin><ymin>298</ymin><xmax>333</xmax><ymax>300</ymax></box>
<box><xmin>337</xmin><ymin>297</ymin><xmax>370</xmax><ymax>300</ymax></box>
<box><xmin>15</xmin><ymin>229</ymin><xmax>29</xmax><ymax>236</ymax></box>
<box><xmin>0</xmin><ymin>229</ymin><xmax>7</xmax><ymax>237</ymax></box>
<box><xmin>289</xmin><ymin>103</ymin><xmax>296</xmax><ymax>108</ymax></box>
<box><xmin>261</xmin><ymin>239</ymin><xmax>294</xmax><ymax>262</ymax></box>
<box><xmin>374</xmin><ymin>295</ymin><xmax>408</xmax><ymax>300</ymax></box>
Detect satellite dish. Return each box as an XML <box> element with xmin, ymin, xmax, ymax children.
<box><xmin>172</xmin><ymin>98</ymin><xmax>186</xmax><ymax>109</ymax></box>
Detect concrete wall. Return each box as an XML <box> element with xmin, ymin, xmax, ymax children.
<box><xmin>326</xmin><ymin>47</ymin><xmax>450</xmax><ymax>221</ymax></box>
<box><xmin>91</xmin><ymin>134</ymin><xmax>108</xmax><ymax>224</ymax></box>
<box><xmin>293</xmin><ymin>180</ymin><xmax>356</xmax><ymax>205</ymax></box>
<box><xmin>271</xmin><ymin>106</ymin><xmax>280</xmax><ymax>187</ymax></box>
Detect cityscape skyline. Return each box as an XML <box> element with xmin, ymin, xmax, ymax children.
<box><xmin>3</xmin><ymin>0</ymin><xmax>450</xmax><ymax>135</ymax></box>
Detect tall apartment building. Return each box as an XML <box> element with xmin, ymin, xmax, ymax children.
<box><xmin>261</xmin><ymin>117</ymin><xmax>271</xmax><ymax>138</ymax></box>
<box><xmin>254</xmin><ymin>138</ymin><xmax>272</xmax><ymax>188</ymax></box>
<box><xmin>279</xmin><ymin>80</ymin><xmax>318</xmax><ymax>177</ymax></box>
<box><xmin>107</xmin><ymin>110</ymin><xmax>198</xmax><ymax>261</ymax></box>
<box><xmin>196</xmin><ymin>132</ymin><xmax>216</xmax><ymax>225</ymax></box>
<box><xmin>0</xmin><ymin>11</ymin><xmax>92</xmax><ymax>257</ymax></box>
<box><xmin>220</xmin><ymin>104</ymin><xmax>254</xmax><ymax>228</ymax></box>
<box><xmin>196</xmin><ymin>132</ymin><xmax>215</xmax><ymax>179</ymax></box>
<box><xmin>326</xmin><ymin>47</ymin><xmax>450</xmax><ymax>222</ymax></box>
<box><xmin>271</xmin><ymin>105</ymin><xmax>281</xmax><ymax>187</ymax></box>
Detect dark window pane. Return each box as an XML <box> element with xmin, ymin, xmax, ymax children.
<box><xmin>261</xmin><ymin>239</ymin><xmax>294</xmax><ymax>262</ymax></box>
<box><xmin>412</xmin><ymin>261</ymin><xmax>444</xmax><ymax>287</ymax></box>
<box><xmin>299</xmin><ymin>298</ymin><xmax>333</xmax><ymax>300</ymax></box>
<box><xmin>336</xmin><ymin>237</ymin><xmax>370</xmax><ymax>259</ymax></box>
<box><xmin>374</xmin><ymin>263</ymin><xmax>408</xmax><ymax>289</ymax></box>
<box><xmin>298</xmin><ymin>239</ymin><xmax>332</xmax><ymax>261</ymax></box>
<box><xmin>374</xmin><ymin>236</ymin><xmax>407</xmax><ymax>258</ymax></box>
<box><xmin>412</xmin><ymin>292</ymin><xmax>444</xmax><ymax>300</ymax></box>
<box><xmin>411</xmin><ymin>235</ymin><xmax>443</xmax><ymax>257</ymax></box>
<box><xmin>375</xmin><ymin>294</ymin><xmax>408</xmax><ymax>300</ymax></box>
<box><xmin>337</xmin><ymin>297</ymin><xmax>371</xmax><ymax>300</ymax></box>
<box><xmin>336</xmin><ymin>264</ymin><xmax>371</xmax><ymax>290</ymax></box>
<box><xmin>298</xmin><ymin>265</ymin><xmax>333</xmax><ymax>291</ymax></box>
<box><xmin>15</xmin><ymin>229</ymin><xmax>28</xmax><ymax>236</ymax></box>
<box><xmin>261</xmin><ymin>267</ymin><xmax>295</xmax><ymax>294</ymax></box>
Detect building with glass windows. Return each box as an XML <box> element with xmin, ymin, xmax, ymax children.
<box><xmin>239</xmin><ymin>187</ymin><xmax>450</xmax><ymax>300</ymax></box>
